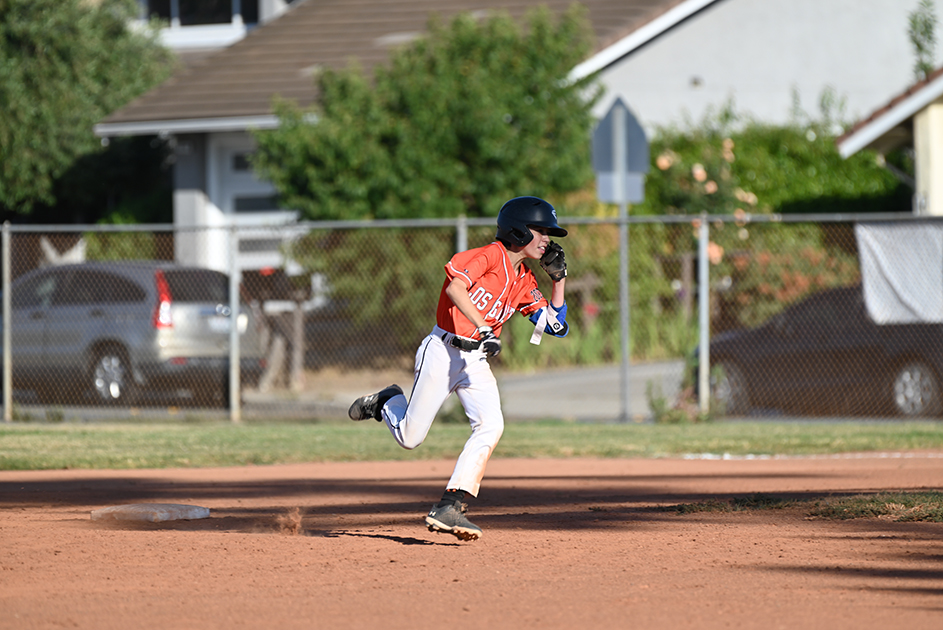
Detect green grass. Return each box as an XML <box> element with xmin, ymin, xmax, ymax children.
<box><xmin>1</xmin><ymin>419</ymin><xmax>943</xmax><ymax>470</ymax></box>
<box><xmin>668</xmin><ymin>493</ymin><xmax>797</xmax><ymax>514</ymax></box>
<box><xmin>664</xmin><ymin>491</ymin><xmax>943</xmax><ymax>523</ymax></box>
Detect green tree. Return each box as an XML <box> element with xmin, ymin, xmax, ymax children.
<box><xmin>910</xmin><ymin>0</ymin><xmax>938</xmax><ymax>81</ymax></box>
<box><xmin>630</xmin><ymin>109</ymin><xmax>908</xmax><ymax>332</ymax></box>
<box><xmin>253</xmin><ymin>5</ymin><xmax>600</xmax><ymax>220</ymax></box>
<box><xmin>0</xmin><ymin>0</ymin><xmax>174</xmax><ymax>214</ymax></box>
<box><xmin>638</xmin><ymin>111</ymin><xmax>907</xmax><ymax>219</ymax></box>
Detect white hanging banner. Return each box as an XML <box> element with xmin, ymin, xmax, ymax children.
<box><xmin>856</xmin><ymin>222</ymin><xmax>943</xmax><ymax>323</ymax></box>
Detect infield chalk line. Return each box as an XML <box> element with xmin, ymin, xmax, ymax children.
<box><xmin>682</xmin><ymin>452</ymin><xmax>943</xmax><ymax>460</ymax></box>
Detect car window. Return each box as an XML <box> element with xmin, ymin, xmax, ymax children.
<box><xmin>783</xmin><ymin>301</ymin><xmax>821</xmax><ymax>332</ymax></box>
<box><xmin>105</xmin><ymin>273</ymin><xmax>147</xmax><ymax>303</ymax></box>
<box><xmin>54</xmin><ymin>270</ymin><xmax>98</xmax><ymax>306</ymax></box>
<box><xmin>163</xmin><ymin>269</ymin><xmax>229</xmax><ymax>304</ymax></box>
<box><xmin>11</xmin><ymin>270</ymin><xmax>63</xmax><ymax>309</ymax></box>
<box><xmin>820</xmin><ymin>290</ymin><xmax>867</xmax><ymax>331</ymax></box>
<box><xmin>787</xmin><ymin>289</ymin><xmax>864</xmax><ymax>332</ymax></box>
<box><xmin>849</xmin><ymin>289</ymin><xmax>873</xmax><ymax>324</ymax></box>
<box><xmin>55</xmin><ymin>270</ymin><xmax>146</xmax><ymax>305</ymax></box>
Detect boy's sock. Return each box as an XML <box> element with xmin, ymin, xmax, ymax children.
<box><xmin>435</xmin><ymin>489</ymin><xmax>466</xmax><ymax>508</ymax></box>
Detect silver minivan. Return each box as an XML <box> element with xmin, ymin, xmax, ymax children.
<box><xmin>2</xmin><ymin>261</ymin><xmax>265</xmax><ymax>406</ymax></box>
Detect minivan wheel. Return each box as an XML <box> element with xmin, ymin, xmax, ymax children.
<box><xmin>891</xmin><ymin>361</ymin><xmax>942</xmax><ymax>417</ymax></box>
<box><xmin>91</xmin><ymin>348</ymin><xmax>136</xmax><ymax>406</ymax></box>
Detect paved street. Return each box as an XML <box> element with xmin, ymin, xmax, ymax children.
<box><xmin>240</xmin><ymin>359</ymin><xmax>687</xmax><ymax>423</ymax></box>
<box><xmin>497</xmin><ymin>360</ymin><xmax>686</xmax><ymax>422</ymax></box>
<box><xmin>7</xmin><ymin>360</ymin><xmax>687</xmax><ymax>423</ymax></box>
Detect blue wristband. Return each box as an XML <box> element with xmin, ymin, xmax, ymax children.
<box><xmin>529</xmin><ymin>303</ymin><xmax>569</xmax><ymax>337</ymax></box>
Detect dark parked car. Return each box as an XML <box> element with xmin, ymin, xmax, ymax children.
<box><xmin>702</xmin><ymin>285</ymin><xmax>943</xmax><ymax>418</ymax></box>
<box><xmin>1</xmin><ymin>261</ymin><xmax>265</xmax><ymax>406</ymax></box>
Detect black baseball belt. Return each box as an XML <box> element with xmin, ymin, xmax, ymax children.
<box><xmin>441</xmin><ymin>332</ymin><xmax>481</xmax><ymax>352</ymax></box>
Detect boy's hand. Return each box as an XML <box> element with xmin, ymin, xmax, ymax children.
<box><xmin>540</xmin><ymin>241</ymin><xmax>567</xmax><ymax>282</ymax></box>
<box><xmin>477</xmin><ymin>326</ymin><xmax>502</xmax><ymax>357</ymax></box>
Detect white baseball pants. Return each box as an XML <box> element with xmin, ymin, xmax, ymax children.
<box><xmin>380</xmin><ymin>325</ymin><xmax>505</xmax><ymax>496</ymax></box>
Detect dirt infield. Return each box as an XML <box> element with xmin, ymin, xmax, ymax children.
<box><xmin>2</xmin><ymin>455</ymin><xmax>943</xmax><ymax>629</ymax></box>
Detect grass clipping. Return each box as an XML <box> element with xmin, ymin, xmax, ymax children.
<box><xmin>666</xmin><ymin>493</ymin><xmax>796</xmax><ymax>514</ymax></box>
<box><xmin>665</xmin><ymin>491</ymin><xmax>943</xmax><ymax>522</ymax></box>
<box><xmin>809</xmin><ymin>491</ymin><xmax>943</xmax><ymax>523</ymax></box>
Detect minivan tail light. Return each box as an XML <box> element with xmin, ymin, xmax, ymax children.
<box><xmin>153</xmin><ymin>270</ymin><xmax>173</xmax><ymax>329</ymax></box>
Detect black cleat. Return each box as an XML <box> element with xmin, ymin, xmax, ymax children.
<box><xmin>348</xmin><ymin>384</ymin><xmax>404</xmax><ymax>421</ymax></box>
<box><xmin>425</xmin><ymin>503</ymin><xmax>482</xmax><ymax>541</ymax></box>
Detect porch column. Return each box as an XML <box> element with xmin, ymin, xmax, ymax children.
<box><xmin>914</xmin><ymin>98</ymin><xmax>943</xmax><ymax>215</ymax></box>
<box><xmin>173</xmin><ymin>134</ymin><xmax>210</xmax><ymax>267</ymax></box>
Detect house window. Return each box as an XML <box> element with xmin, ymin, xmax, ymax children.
<box><xmin>179</xmin><ymin>0</ymin><xmax>232</xmax><ymax>26</ymax></box>
<box><xmin>239</xmin><ymin>239</ymin><xmax>282</xmax><ymax>253</ymax></box>
<box><xmin>142</xmin><ymin>1</ymin><xmax>259</xmax><ymax>26</ymax></box>
<box><xmin>234</xmin><ymin>195</ymin><xmax>280</xmax><ymax>212</ymax></box>
<box><xmin>144</xmin><ymin>0</ymin><xmax>171</xmax><ymax>20</ymax></box>
<box><xmin>232</xmin><ymin>153</ymin><xmax>253</xmax><ymax>172</ymax></box>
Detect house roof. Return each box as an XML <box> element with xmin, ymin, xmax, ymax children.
<box><xmin>837</xmin><ymin>65</ymin><xmax>943</xmax><ymax>158</ymax></box>
<box><xmin>95</xmin><ymin>0</ymin><xmax>713</xmax><ymax>136</ymax></box>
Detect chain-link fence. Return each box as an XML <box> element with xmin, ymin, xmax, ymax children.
<box><xmin>1</xmin><ymin>213</ymin><xmax>940</xmax><ymax>422</ymax></box>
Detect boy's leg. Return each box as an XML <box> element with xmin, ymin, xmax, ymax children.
<box><xmin>446</xmin><ymin>361</ymin><xmax>505</xmax><ymax>496</ymax></box>
<box><xmin>381</xmin><ymin>333</ymin><xmax>454</xmax><ymax>449</ymax></box>
<box><xmin>425</xmin><ymin>360</ymin><xmax>502</xmax><ymax>541</ymax></box>
<box><xmin>348</xmin><ymin>384</ymin><xmax>403</xmax><ymax>421</ymax></box>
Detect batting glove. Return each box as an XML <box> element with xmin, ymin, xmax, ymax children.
<box><xmin>477</xmin><ymin>325</ymin><xmax>502</xmax><ymax>358</ymax></box>
<box><xmin>539</xmin><ymin>241</ymin><xmax>567</xmax><ymax>283</ymax></box>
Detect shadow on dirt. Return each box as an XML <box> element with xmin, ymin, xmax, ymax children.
<box><xmin>0</xmin><ymin>470</ymin><xmax>843</xmax><ymax>508</ymax></box>
<box><xmin>324</xmin><ymin>531</ymin><xmax>440</xmax><ymax>546</ymax></box>
<box><xmin>4</xmin><ymin>471</ymin><xmax>939</xmax><ymax>537</ymax></box>
<box><xmin>6</xmin><ymin>467</ymin><xmax>943</xmax><ymax>597</ymax></box>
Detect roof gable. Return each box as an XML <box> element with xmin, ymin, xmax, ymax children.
<box><xmin>837</xmin><ymin>65</ymin><xmax>943</xmax><ymax>158</ymax></box>
<box><xmin>570</xmin><ymin>0</ymin><xmax>713</xmax><ymax>79</ymax></box>
<box><xmin>96</xmin><ymin>0</ymin><xmax>702</xmax><ymax>135</ymax></box>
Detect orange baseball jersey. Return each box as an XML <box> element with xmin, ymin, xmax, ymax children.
<box><xmin>437</xmin><ymin>241</ymin><xmax>547</xmax><ymax>338</ymax></box>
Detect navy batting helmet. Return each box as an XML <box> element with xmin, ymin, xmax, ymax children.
<box><xmin>495</xmin><ymin>196</ymin><xmax>567</xmax><ymax>247</ymax></box>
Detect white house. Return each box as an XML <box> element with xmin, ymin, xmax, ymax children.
<box><xmin>583</xmin><ymin>0</ymin><xmax>914</xmax><ymax>129</ymax></box>
<box><xmin>134</xmin><ymin>0</ymin><xmax>296</xmax><ymax>60</ymax></box>
<box><xmin>96</xmin><ymin>0</ymin><xmax>918</xmax><ymax>274</ymax></box>
<box><xmin>838</xmin><ymin>66</ymin><xmax>943</xmax><ymax>216</ymax></box>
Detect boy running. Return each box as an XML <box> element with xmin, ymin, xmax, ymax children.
<box><xmin>348</xmin><ymin>196</ymin><xmax>570</xmax><ymax>541</ymax></box>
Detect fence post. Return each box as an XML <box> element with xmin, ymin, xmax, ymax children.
<box><xmin>618</xmin><ymin>204</ymin><xmax>631</xmax><ymax>422</ymax></box>
<box><xmin>229</xmin><ymin>226</ymin><xmax>242</xmax><ymax>423</ymax></box>
<box><xmin>290</xmin><ymin>296</ymin><xmax>304</xmax><ymax>393</ymax></box>
<box><xmin>456</xmin><ymin>214</ymin><xmax>468</xmax><ymax>253</ymax></box>
<box><xmin>697</xmin><ymin>214</ymin><xmax>710</xmax><ymax>415</ymax></box>
<box><xmin>2</xmin><ymin>222</ymin><xmax>10</xmax><ymax>422</ymax></box>
<box><xmin>612</xmin><ymin>104</ymin><xmax>631</xmax><ymax>422</ymax></box>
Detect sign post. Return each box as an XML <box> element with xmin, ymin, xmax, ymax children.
<box><xmin>592</xmin><ymin>98</ymin><xmax>649</xmax><ymax>422</ymax></box>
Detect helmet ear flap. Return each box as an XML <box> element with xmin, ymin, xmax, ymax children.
<box><xmin>495</xmin><ymin>222</ymin><xmax>534</xmax><ymax>247</ymax></box>
<box><xmin>511</xmin><ymin>226</ymin><xmax>533</xmax><ymax>247</ymax></box>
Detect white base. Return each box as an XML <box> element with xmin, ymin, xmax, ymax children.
<box><xmin>91</xmin><ymin>503</ymin><xmax>210</xmax><ymax>523</ymax></box>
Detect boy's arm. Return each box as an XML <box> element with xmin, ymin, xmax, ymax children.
<box><xmin>445</xmin><ymin>277</ymin><xmax>502</xmax><ymax>356</ymax></box>
<box><xmin>528</xmin><ymin>278</ymin><xmax>568</xmax><ymax>340</ymax></box>
<box><xmin>549</xmin><ymin>277</ymin><xmax>565</xmax><ymax>309</ymax></box>
<box><xmin>445</xmin><ymin>278</ymin><xmax>488</xmax><ymax>330</ymax></box>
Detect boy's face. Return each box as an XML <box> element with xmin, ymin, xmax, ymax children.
<box><xmin>522</xmin><ymin>226</ymin><xmax>551</xmax><ymax>260</ymax></box>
